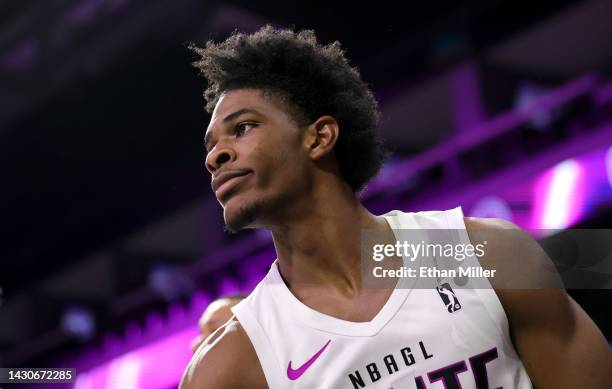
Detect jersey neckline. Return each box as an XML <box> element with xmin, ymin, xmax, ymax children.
<box><xmin>265</xmin><ymin>211</ymin><xmax>417</xmax><ymax>337</ymax></box>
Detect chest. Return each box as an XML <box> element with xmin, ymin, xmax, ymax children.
<box><xmin>274</xmin><ymin>289</ymin><xmax>511</xmax><ymax>389</ymax></box>
<box><xmin>295</xmin><ymin>288</ymin><xmax>395</xmax><ymax>322</ymax></box>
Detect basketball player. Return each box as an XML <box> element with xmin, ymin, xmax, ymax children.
<box><xmin>180</xmin><ymin>26</ymin><xmax>612</xmax><ymax>388</ymax></box>
<box><xmin>190</xmin><ymin>294</ymin><xmax>245</xmax><ymax>353</ymax></box>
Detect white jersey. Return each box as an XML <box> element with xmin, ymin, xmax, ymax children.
<box><xmin>231</xmin><ymin>207</ymin><xmax>532</xmax><ymax>389</ymax></box>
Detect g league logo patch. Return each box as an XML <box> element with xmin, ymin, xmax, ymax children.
<box><xmin>436</xmin><ymin>283</ymin><xmax>461</xmax><ymax>313</ymax></box>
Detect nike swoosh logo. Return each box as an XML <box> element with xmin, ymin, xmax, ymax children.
<box><xmin>287</xmin><ymin>339</ymin><xmax>331</xmax><ymax>380</ymax></box>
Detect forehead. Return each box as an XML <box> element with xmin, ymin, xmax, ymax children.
<box><xmin>213</xmin><ymin>89</ymin><xmax>262</xmax><ymax>114</ymax></box>
<box><xmin>207</xmin><ymin>89</ymin><xmax>295</xmax><ymax>132</ymax></box>
<box><xmin>208</xmin><ymin>89</ymin><xmax>283</xmax><ymax>127</ymax></box>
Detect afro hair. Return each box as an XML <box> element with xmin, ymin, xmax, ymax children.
<box><xmin>189</xmin><ymin>25</ymin><xmax>386</xmax><ymax>192</ymax></box>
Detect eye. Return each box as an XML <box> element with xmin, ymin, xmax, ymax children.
<box><xmin>235</xmin><ymin>122</ymin><xmax>257</xmax><ymax>136</ymax></box>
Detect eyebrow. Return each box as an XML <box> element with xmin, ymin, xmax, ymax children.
<box><xmin>204</xmin><ymin>108</ymin><xmax>260</xmax><ymax>151</ymax></box>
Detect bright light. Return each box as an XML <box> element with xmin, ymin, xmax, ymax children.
<box><xmin>74</xmin><ymin>374</ymin><xmax>93</xmax><ymax>389</ymax></box>
<box><xmin>73</xmin><ymin>326</ymin><xmax>197</xmax><ymax>389</ymax></box>
<box><xmin>106</xmin><ymin>354</ymin><xmax>141</xmax><ymax>389</ymax></box>
<box><xmin>536</xmin><ymin>160</ymin><xmax>584</xmax><ymax>229</ymax></box>
<box><xmin>605</xmin><ymin>145</ymin><xmax>612</xmax><ymax>187</ymax></box>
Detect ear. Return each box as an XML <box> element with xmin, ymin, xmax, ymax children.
<box><xmin>303</xmin><ymin>115</ymin><xmax>339</xmax><ymax>161</ymax></box>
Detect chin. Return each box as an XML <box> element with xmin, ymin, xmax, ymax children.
<box><xmin>223</xmin><ymin>198</ymin><xmax>261</xmax><ymax>233</ymax></box>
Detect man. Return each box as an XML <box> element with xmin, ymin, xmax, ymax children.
<box><xmin>190</xmin><ymin>294</ymin><xmax>245</xmax><ymax>353</ymax></box>
<box><xmin>181</xmin><ymin>26</ymin><xmax>612</xmax><ymax>388</ymax></box>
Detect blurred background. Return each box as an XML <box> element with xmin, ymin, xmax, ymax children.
<box><xmin>1</xmin><ymin>0</ymin><xmax>612</xmax><ymax>387</ymax></box>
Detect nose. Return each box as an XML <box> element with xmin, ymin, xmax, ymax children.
<box><xmin>205</xmin><ymin>145</ymin><xmax>236</xmax><ymax>173</ymax></box>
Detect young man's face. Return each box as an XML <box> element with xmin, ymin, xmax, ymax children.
<box><xmin>204</xmin><ymin>89</ymin><xmax>311</xmax><ymax>232</ymax></box>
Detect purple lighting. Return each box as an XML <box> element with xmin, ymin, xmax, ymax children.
<box><xmin>218</xmin><ymin>277</ymin><xmax>242</xmax><ymax>295</ymax></box>
<box><xmin>365</xmin><ymin>74</ymin><xmax>598</xmax><ymax>198</ymax></box>
<box><xmin>56</xmin><ymin>66</ymin><xmax>612</xmax><ymax>388</ymax></box>
<box><xmin>469</xmin><ymin>196</ymin><xmax>514</xmax><ymax>222</ymax></box>
<box><xmin>73</xmin><ymin>326</ymin><xmax>198</xmax><ymax>389</ymax></box>
<box><xmin>68</xmin><ymin>139</ymin><xmax>612</xmax><ymax>387</ymax></box>
<box><xmin>605</xmin><ymin>145</ymin><xmax>612</xmax><ymax>188</ymax></box>
<box><xmin>532</xmin><ymin>160</ymin><xmax>585</xmax><ymax>230</ymax></box>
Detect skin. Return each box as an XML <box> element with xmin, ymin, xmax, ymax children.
<box><xmin>180</xmin><ymin>88</ymin><xmax>612</xmax><ymax>389</ymax></box>
<box><xmin>190</xmin><ymin>297</ymin><xmax>242</xmax><ymax>353</ymax></box>
<box><xmin>465</xmin><ymin>218</ymin><xmax>612</xmax><ymax>388</ymax></box>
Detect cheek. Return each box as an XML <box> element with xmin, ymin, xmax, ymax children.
<box><xmin>241</xmin><ymin>129</ymin><xmax>310</xmax><ymax>195</ymax></box>
<box><xmin>251</xmin><ymin>143</ymin><xmax>305</xmax><ymax>183</ymax></box>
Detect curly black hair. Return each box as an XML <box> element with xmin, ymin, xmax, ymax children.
<box><xmin>189</xmin><ymin>25</ymin><xmax>386</xmax><ymax>192</ymax></box>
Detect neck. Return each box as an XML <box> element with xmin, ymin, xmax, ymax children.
<box><xmin>269</xmin><ymin>177</ymin><xmax>390</xmax><ymax>296</ymax></box>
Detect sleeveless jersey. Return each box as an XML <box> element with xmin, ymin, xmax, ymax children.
<box><xmin>231</xmin><ymin>207</ymin><xmax>533</xmax><ymax>389</ymax></box>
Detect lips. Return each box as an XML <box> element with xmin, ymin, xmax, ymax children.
<box><xmin>211</xmin><ymin>169</ymin><xmax>251</xmax><ymax>199</ymax></box>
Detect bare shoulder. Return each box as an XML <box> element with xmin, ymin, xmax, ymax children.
<box><xmin>463</xmin><ymin>216</ymin><xmax>563</xmax><ymax>290</ymax></box>
<box><xmin>463</xmin><ymin>219</ymin><xmax>612</xmax><ymax>387</ymax></box>
<box><xmin>463</xmin><ymin>216</ymin><xmax>570</xmax><ymax>327</ymax></box>
<box><xmin>180</xmin><ymin>316</ymin><xmax>267</xmax><ymax>389</ymax></box>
